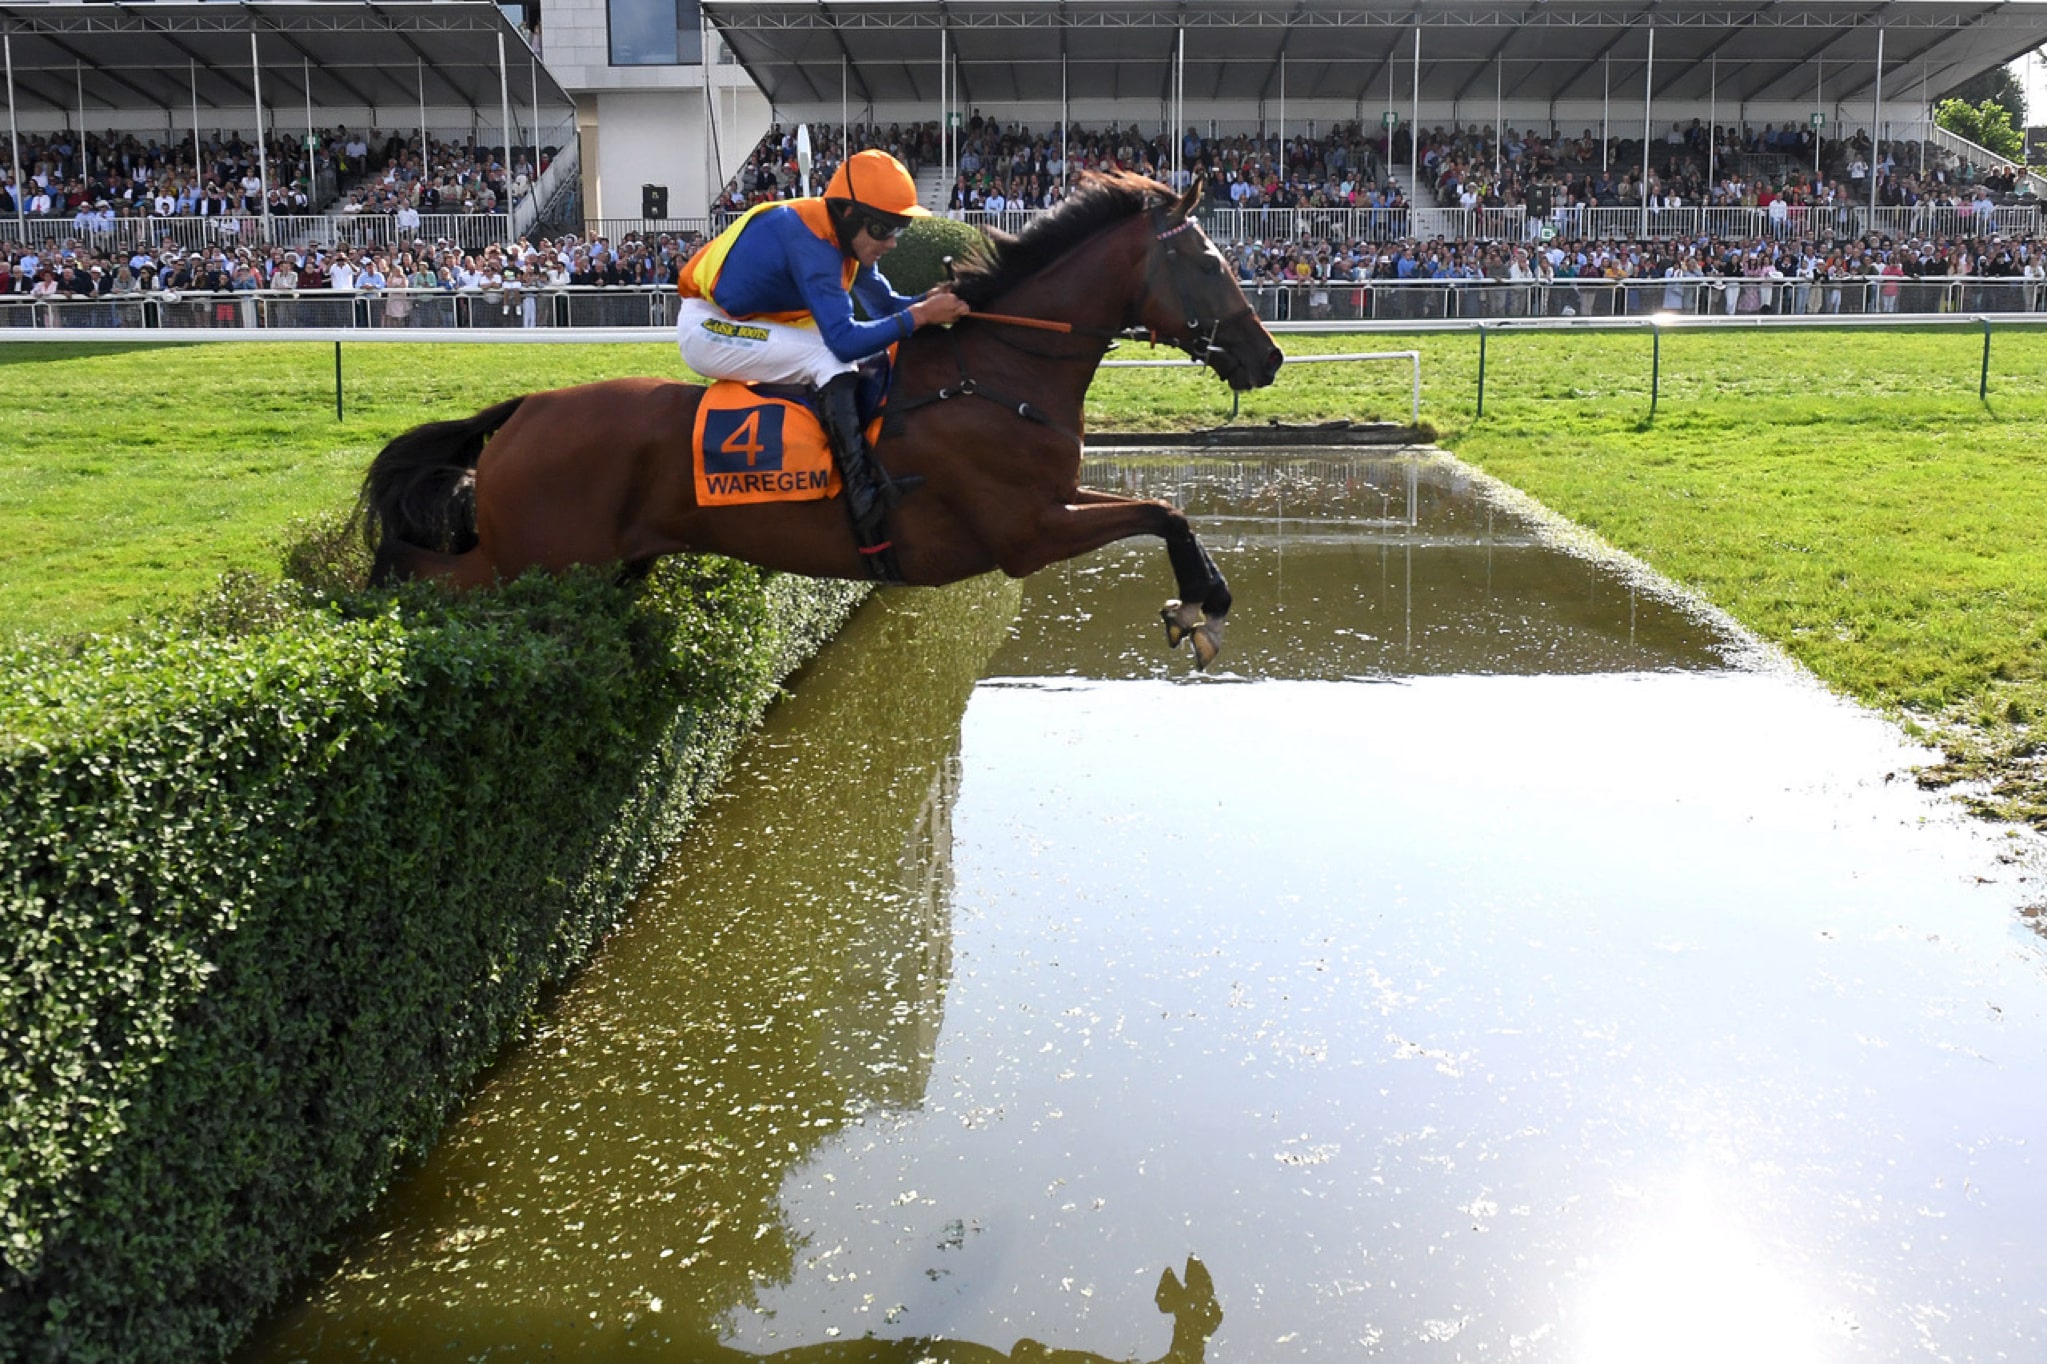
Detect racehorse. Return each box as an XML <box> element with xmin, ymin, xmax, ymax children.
<box><xmin>354</xmin><ymin>171</ymin><xmax>1283</xmax><ymax>668</ymax></box>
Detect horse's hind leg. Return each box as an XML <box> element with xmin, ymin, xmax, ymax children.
<box><xmin>1160</xmin><ymin>525</ymin><xmax>1231</xmax><ymax>670</ymax></box>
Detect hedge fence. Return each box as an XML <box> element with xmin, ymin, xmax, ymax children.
<box><xmin>0</xmin><ymin>551</ymin><xmax>865</xmax><ymax>1363</ymax></box>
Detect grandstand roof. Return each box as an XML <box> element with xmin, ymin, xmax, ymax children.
<box><xmin>0</xmin><ymin>2</ymin><xmax>569</xmax><ymax>124</ymax></box>
<box><xmin>702</xmin><ymin>0</ymin><xmax>2047</xmax><ymax>119</ymax></box>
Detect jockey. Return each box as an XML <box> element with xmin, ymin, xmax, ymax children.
<box><xmin>676</xmin><ymin>148</ymin><xmax>970</xmax><ymax>551</ymax></box>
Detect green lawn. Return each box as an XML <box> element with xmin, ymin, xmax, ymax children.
<box><xmin>4</xmin><ymin>326</ymin><xmax>2044</xmax><ymax>822</ymax></box>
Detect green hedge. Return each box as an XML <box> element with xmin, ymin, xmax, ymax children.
<box><xmin>0</xmin><ymin>560</ymin><xmax>864</xmax><ymax>1363</ymax></box>
<box><xmin>886</xmin><ymin>216</ymin><xmax>989</xmax><ymax>294</ymax></box>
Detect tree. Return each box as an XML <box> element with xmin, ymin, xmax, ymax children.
<box><xmin>1941</xmin><ymin>64</ymin><xmax>2027</xmax><ymax>129</ymax></box>
<box><xmin>1934</xmin><ymin>97</ymin><xmax>2025</xmax><ymax>162</ymax></box>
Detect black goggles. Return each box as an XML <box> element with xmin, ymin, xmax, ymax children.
<box><xmin>857</xmin><ymin>213</ymin><xmax>906</xmax><ymax>241</ymax></box>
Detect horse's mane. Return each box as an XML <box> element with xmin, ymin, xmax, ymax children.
<box><xmin>948</xmin><ymin>170</ymin><xmax>1171</xmax><ymax>309</ymax></box>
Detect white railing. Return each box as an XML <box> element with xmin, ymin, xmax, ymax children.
<box><xmin>515</xmin><ymin>130</ymin><xmax>579</xmax><ymax>240</ymax></box>
<box><xmin>2</xmin><ymin>277</ymin><xmax>2039</xmax><ymax>337</ymax></box>
<box><xmin>1235</xmin><ymin>275</ymin><xmax>2047</xmax><ymax>323</ymax></box>
<box><xmin>9</xmin><ymin>212</ymin><xmax>518</xmax><ymax>254</ymax></box>
<box><xmin>0</xmin><ymin>286</ymin><xmax>680</xmax><ymax>332</ymax></box>
<box><xmin>1926</xmin><ymin>124</ymin><xmax>2047</xmax><ymax>197</ymax></box>
<box><xmin>939</xmin><ymin>200</ymin><xmax>2041</xmax><ymax>246</ymax></box>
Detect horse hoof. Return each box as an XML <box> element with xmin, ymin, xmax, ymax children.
<box><xmin>1161</xmin><ymin>598</ymin><xmax>1201</xmax><ymax>648</ymax></box>
<box><xmin>1191</xmin><ymin>617</ymin><xmax>1225</xmax><ymax>671</ymax></box>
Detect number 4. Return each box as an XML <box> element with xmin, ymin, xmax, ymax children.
<box><xmin>720</xmin><ymin>411</ymin><xmax>768</xmax><ymax>466</ymax></box>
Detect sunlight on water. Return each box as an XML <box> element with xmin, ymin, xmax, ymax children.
<box><xmin>1575</xmin><ymin>1168</ymin><xmax>1831</xmax><ymax>1364</ymax></box>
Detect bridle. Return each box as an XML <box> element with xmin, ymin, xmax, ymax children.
<box><xmin>965</xmin><ymin>198</ymin><xmax>1261</xmax><ymax>378</ymax></box>
<box><xmin>1137</xmin><ymin>202</ymin><xmax>1263</xmax><ymax>373</ymax></box>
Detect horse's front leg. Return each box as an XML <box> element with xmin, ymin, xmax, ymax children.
<box><xmin>1002</xmin><ymin>497</ymin><xmax>1232</xmax><ymax>670</ymax></box>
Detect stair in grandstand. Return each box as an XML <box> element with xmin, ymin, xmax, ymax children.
<box><xmin>915</xmin><ymin>163</ymin><xmax>949</xmax><ymax>214</ymax></box>
<box><xmin>1382</xmin><ymin>165</ymin><xmax>1417</xmax><ymax>211</ymax></box>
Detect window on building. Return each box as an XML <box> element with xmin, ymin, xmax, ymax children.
<box><xmin>609</xmin><ymin>0</ymin><xmax>703</xmax><ymax>65</ymax></box>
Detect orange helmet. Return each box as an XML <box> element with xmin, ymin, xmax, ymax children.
<box><xmin>823</xmin><ymin>149</ymin><xmax>930</xmax><ymax>220</ymax></box>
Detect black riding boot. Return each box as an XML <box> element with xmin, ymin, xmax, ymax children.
<box><xmin>819</xmin><ymin>371</ymin><xmax>921</xmax><ymax>548</ymax></box>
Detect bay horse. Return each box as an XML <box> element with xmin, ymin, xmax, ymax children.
<box><xmin>354</xmin><ymin>172</ymin><xmax>1283</xmax><ymax>667</ymax></box>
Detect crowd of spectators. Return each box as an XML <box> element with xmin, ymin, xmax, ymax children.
<box><xmin>1212</xmin><ymin>228</ymin><xmax>2046</xmax><ymax>313</ymax></box>
<box><xmin>328</xmin><ymin>129</ymin><xmax>538</xmax><ymax>218</ymax></box>
<box><xmin>1411</xmin><ymin>120</ymin><xmax>2031</xmax><ymax>224</ymax></box>
<box><xmin>708</xmin><ymin>122</ymin><xmax>937</xmax><ymax>219</ymax></box>
<box><xmin>0</xmin><ymin>127</ymin><xmax>341</xmax><ymax>222</ymax></box>
<box><xmin>1</xmin><ymin>124</ymin><xmax>538</xmax><ymax>226</ymax></box>
<box><xmin>0</xmin><ymin>226</ymin><xmax>701</xmax><ymax>326</ymax></box>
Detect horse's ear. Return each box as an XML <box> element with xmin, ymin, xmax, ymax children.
<box><xmin>1174</xmin><ymin>176</ymin><xmax>1203</xmax><ymax>221</ymax></box>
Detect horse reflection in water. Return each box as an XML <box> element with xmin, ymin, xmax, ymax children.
<box><xmin>728</xmin><ymin>1258</ymin><xmax>1221</xmax><ymax>1364</ymax></box>
<box><xmin>355</xmin><ymin>172</ymin><xmax>1283</xmax><ymax>668</ymax></box>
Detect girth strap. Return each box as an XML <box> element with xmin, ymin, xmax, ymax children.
<box><xmin>883</xmin><ymin>329</ymin><xmax>1083</xmax><ymax>449</ymax></box>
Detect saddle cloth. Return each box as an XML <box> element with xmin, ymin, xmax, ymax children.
<box><xmin>692</xmin><ymin>382</ymin><xmax>843</xmax><ymax>507</ymax></box>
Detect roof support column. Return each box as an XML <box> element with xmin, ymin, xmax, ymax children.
<box><xmin>75</xmin><ymin>63</ymin><xmax>84</xmax><ymax>181</ymax></box>
<box><xmin>1061</xmin><ymin>50</ymin><xmax>1069</xmax><ymax>193</ymax></box>
<box><xmin>1708</xmin><ymin>54</ymin><xmax>1716</xmax><ymax>187</ymax></box>
<box><xmin>418</xmin><ymin>59</ymin><xmax>427</xmax><ymax>151</ymax></box>
<box><xmin>702</xmin><ymin>15</ymin><xmax>720</xmax><ymax>211</ymax></box>
<box><xmin>1411</xmin><ymin>26</ymin><xmax>1419</xmax><ymax>202</ymax></box>
<box><xmin>1494</xmin><ymin>54</ymin><xmax>1501</xmax><ymax>180</ymax></box>
<box><xmin>4</xmin><ymin>34</ymin><xmax>21</xmax><ymax>232</ymax></box>
<box><xmin>1601</xmin><ymin>55</ymin><xmax>1609</xmax><ymax>173</ymax></box>
<box><xmin>1639</xmin><ymin>25</ymin><xmax>1652</xmax><ymax>240</ymax></box>
<box><xmin>305</xmin><ymin>59</ymin><xmax>314</xmax><ymax>205</ymax></box>
<box><xmin>940</xmin><ymin>28</ymin><xmax>948</xmax><ymax>199</ymax></box>
<box><xmin>251</xmin><ymin>34</ymin><xmax>272</xmax><ymax>239</ymax></box>
<box><xmin>1870</xmin><ymin>26</ymin><xmax>1883</xmax><ymax>212</ymax></box>
<box><xmin>1174</xmin><ymin>25</ymin><xmax>1184</xmax><ymax>191</ymax></box>
<box><xmin>497</xmin><ymin>30</ymin><xmax>514</xmax><ymax>217</ymax></box>
<box><xmin>192</xmin><ymin>62</ymin><xmax>201</xmax><ymax>193</ymax></box>
<box><xmin>1815</xmin><ymin>57</ymin><xmax>1823</xmax><ymax>174</ymax></box>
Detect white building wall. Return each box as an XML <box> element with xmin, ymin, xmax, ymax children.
<box><xmin>580</xmin><ymin>84</ymin><xmax>768</xmax><ymax>220</ymax></box>
<box><xmin>533</xmin><ymin>0</ymin><xmax>772</xmax><ymax>218</ymax></box>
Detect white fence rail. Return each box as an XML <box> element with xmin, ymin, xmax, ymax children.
<box><xmin>10</xmin><ymin>212</ymin><xmax>519</xmax><ymax>254</ymax></box>
<box><xmin>3</xmin><ymin>277</ymin><xmax>2038</xmax><ymax>336</ymax></box>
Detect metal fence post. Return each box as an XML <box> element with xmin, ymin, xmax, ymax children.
<box><xmin>1649</xmin><ymin>324</ymin><xmax>1660</xmax><ymax>420</ymax></box>
<box><xmin>1980</xmin><ymin>318</ymin><xmax>1992</xmax><ymax>403</ymax></box>
<box><xmin>1477</xmin><ymin>325</ymin><xmax>1488</xmax><ymax>417</ymax></box>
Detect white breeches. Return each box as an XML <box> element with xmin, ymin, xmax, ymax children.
<box><xmin>675</xmin><ymin>296</ymin><xmax>859</xmax><ymax>388</ymax></box>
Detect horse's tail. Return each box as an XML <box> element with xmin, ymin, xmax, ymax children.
<box><xmin>355</xmin><ymin>396</ymin><xmax>526</xmax><ymax>584</ymax></box>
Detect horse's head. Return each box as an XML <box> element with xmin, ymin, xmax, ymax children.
<box><xmin>1137</xmin><ymin>182</ymin><xmax>1284</xmax><ymax>392</ymax></box>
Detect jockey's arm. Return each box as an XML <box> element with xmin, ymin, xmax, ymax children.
<box><xmin>721</xmin><ymin>211</ymin><xmax>922</xmax><ymax>363</ymax></box>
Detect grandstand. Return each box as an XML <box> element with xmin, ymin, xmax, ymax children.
<box><xmin>4</xmin><ymin>0</ymin><xmax>2046</xmax><ymax>329</ymax></box>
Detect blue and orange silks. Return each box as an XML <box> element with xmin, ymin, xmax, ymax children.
<box><xmin>676</xmin><ymin>198</ymin><xmax>920</xmax><ymax>363</ymax></box>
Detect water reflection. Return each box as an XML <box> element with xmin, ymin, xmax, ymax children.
<box><xmin>240</xmin><ymin>576</ymin><xmax>1026</xmax><ymax>1362</ymax></box>
<box><xmin>994</xmin><ymin>454</ymin><xmax>1735</xmax><ymax>680</ymax></box>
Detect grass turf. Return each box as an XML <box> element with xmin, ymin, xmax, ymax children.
<box><xmin>2</xmin><ymin>326</ymin><xmax>2043</xmax><ymax>824</ymax></box>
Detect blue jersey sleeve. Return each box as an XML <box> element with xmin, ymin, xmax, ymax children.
<box><xmin>713</xmin><ymin>208</ymin><xmax>918</xmax><ymax>363</ymax></box>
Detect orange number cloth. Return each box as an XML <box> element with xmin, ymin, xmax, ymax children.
<box><xmin>691</xmin><ymin>382</ymin><xmax>843</xmax><ymax>506</ymax></box>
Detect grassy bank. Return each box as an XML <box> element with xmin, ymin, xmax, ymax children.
<box><xmin>2</xmin><ymin>327</ymin><xmax>2043</xmax><ymax>822</ymax></box>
